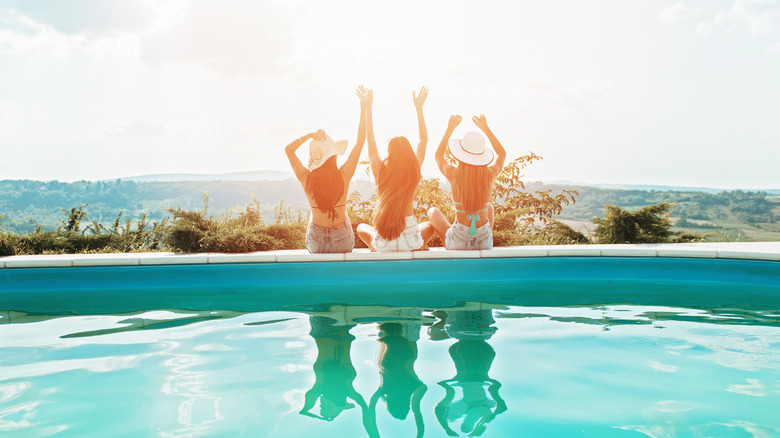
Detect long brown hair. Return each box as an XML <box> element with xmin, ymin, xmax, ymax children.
<box><xmin>374</xmin><ymin>137</ymin><xmax>421</xmax><ymax>240</ymax></box>
<box><xmin>453</xmin><ymin>162</ymin><xmax>493</xmax><ymax>213</ymax></box>
<box><xmin>306</xmin><ymin>156</ymin><xmax>343</xmax><ymax>219</ymax></box>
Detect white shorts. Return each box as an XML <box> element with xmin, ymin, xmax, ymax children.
<box><xmin>372</xmin><ymin>216</ymin><xmax>424</xmax><ymax>252</ymax></box>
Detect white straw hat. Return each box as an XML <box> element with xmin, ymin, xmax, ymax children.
<box><xmin>448</xmin><ymin>131</ymin><xmax>493</xmax><ymax>166</ymax></box>
<box><xmin>308</xmin><ymin>134</ymin><xmax>348</xmax><ymax>170</ymax></box>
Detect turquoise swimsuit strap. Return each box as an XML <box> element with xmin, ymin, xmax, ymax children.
<box><xmin>454</xmin><ymin>202</ymin><xmax>488</xmax><ymax>236</ymax></box>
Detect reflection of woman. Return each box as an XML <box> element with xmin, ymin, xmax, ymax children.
<box><xmin>285</xmin><ymin>87</ymin><xmax>369</xmax><ymax>253</ymax></box>
<box><xmin>299</xmin><ymin>316</ymin><xmax>370</xmax><ymax>424</ymax></box>
<box><xmin>435</xmin><ymin>310</ymin><xmax>506</xmax><ymax>437</ymax></box>
<box><xmin>369</xmin><ymin>322</ymin><xmax>427</xmax><ymax>438</ymax></box>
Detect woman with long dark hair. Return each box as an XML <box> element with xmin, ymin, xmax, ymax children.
<box><xmin>427</xmin><ymin>115</ymin><xmax>506</xmax><ymax>250</ymax></box>
<box><xmin>356</xmin><ymin>86</ymin><xmax>434</xmax><ymax>251</ymax></box>
<box><xmin>285</xmin><ymin>86</ymin><xmax>369</xmax><ymax>253</ymax></box>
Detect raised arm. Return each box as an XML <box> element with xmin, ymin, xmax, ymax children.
<box><xmin>473</xmin><ymin>115</ymin><xmax>506</xmax><ymax>177</ymax></box>
<box><xmin>339</xmin><ymin>86</ymin><xmax>370</xmax><ymax>181</ymax></box>
<box><xmin>411</xmin><ymin>384</ymin><xmax>428</xmax><ymax>438</ymax></box>
<box><xmin>285</xmin><ymin>129</ymin><xmax>325</xmax><ymax>184</ymax></box>
<box><xmin>298</xmin><ymin>386</ymin><xmax>324</xmax><ymax>419</ymax></box>
<box><xmin>365</xmin><ymin>89</ymin><xmax>383</xmax><ymax>181</ymax></box>
<box><xmin>413</xmin><ymin>86</ymin><xmax>428</xmax><ymax>166</ymax></box>
<box><xmin>435</xmin><ymin>381</ymin><xmax>459</xmax><ymax>437</ymax></box>
<box><xmin>361</xmin><ymin>390</ymin><xmax>381</xmax><ymax>438</ymax></box>
<box><xmin>435</xmin><ymin>115</ymin><xmax>461</xmax><ymax>181</ymax></box>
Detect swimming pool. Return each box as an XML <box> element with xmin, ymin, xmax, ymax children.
<box><xmin>2</xmin><ymin>244</ymin><xmax>780</xmax><ymax>437</ymax></box>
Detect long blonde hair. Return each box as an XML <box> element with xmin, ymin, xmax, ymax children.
<box><xmin>374</xmin><ymin>137</ymin><xmax>421</xmax><ymax>240</ymax></box>
<box><xmin>305</xmin><ymin>156</ymin><xmax>343</xmax><ymax>219</ymax></box>
<box><xmin>453</xmin><ymin>162</ymin><xmax>493</xmax><ymax>213</ymax></box>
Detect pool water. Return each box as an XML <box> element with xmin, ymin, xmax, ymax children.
<box><xmin>2</xmin><ymin>299</ymin><xmax>779</xmax><ymax>437</ymax></box>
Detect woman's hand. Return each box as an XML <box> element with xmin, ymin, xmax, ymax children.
<box><xmin>472</xmin><ymin>114</ymin><xmax>489</xmax><ymax>132</ymax></box>
<box><xmin>311</xmin><ymin>129</ymin><xmax>326</xmax><ymax>141</ymax></box>
<box><xmin>448</xmin><ymin>115</ymin><xmax>462</xmax><ymax>131</ymax></box>
<box><xmin>357</xmin><ymin>85</ymin><xmax>372</xmax><ymax>108</ymax></box>
<box><xmin>413</xmin><ymin>86</ymin><xmax>428</xmax><ymax>109</ymax></box>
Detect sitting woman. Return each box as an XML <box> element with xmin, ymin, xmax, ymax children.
<box><xmin>285</xmin><ymin>86</ymin><xmax>369</xmax><ymax>253</ymax></box>
<box><xmin>427</xmin><ymin>115</ymin><xmax>506</xmax><ymax>250</ymax></box>
<box><xmin>356</xmin><ymin>87</ymin><xmax>434</xmax><ymax>252</ymax></box>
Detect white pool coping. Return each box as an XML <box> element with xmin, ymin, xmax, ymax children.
<box><xmin>1</xmin><ymin>242</ymin><xmax>779</xmax><ymax>268</ymax></box>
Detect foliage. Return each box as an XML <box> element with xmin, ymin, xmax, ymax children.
<box><xmin>492</xmin><ymin>155</ymin><xmax>578</xmax><ymax>231</ymax></box>
<box><xmin>164</xmin><ymin>196</ymin><xmax>306</xmax><ymax>253</ymax></box>
<box><xmin>11</xmin><ymin>150</ymin><xmax>778</xmax><ymax>253</ymax></box>
<box><xmin>414</xmin><ymin>177</ymin><xmax>455</xmax><ymax>221</ymax></box>
<box><xmin>345</xmin><ymin>190</ymin><xmax>374</xmax><ymax>248</ymax></box>
<box><xmin>593</xmin><ymin>203</ymin><xmax>704</xmax><ymax>244</ymax></box>
<box><xmin>0</xmin><ymin>204</ymin><xmax>169</xmax><ymax>255</ymax></box>
<box><xmin>492</xmin><ymin>219</ymin><xmax>589</xmax><ymax>246</ymax></box>
<box><xmin>0</xmin><ymin>178</ymin><xmax>322</xmax><ymax>234</ymax></box>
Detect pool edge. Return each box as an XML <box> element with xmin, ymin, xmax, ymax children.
<box><xmin>1</xmin><ymin>242</ymin><xmax>779</xmax><ymax>268</ymax></box>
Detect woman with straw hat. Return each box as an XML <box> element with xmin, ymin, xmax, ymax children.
<box><xmin>427</xmin><ymin>115</ymin><xmax>506</xmax><ymax>250</ymax></box>
<box><xmin>284</xmin><ymin>86</ymin><xmax>370</xmax><ymax>253</ymax></box>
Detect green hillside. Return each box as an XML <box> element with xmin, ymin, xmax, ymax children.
<box><xmin>1</xmin><ymin>178</ymin><xmax>778</xmax><ymax>242</ymax></box>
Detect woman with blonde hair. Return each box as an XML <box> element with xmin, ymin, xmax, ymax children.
<box><xmin>285</xmin><ymin>86</ymin><xmax>370</xmax><ymax>253</ymax></box>
<box><xmin>427</xmin><ymin>115</ymin><xmax>506</xmax><ymax>250</ymax></box>
<box><xmin>356</xmin><ymin>87</ymin><xmax>433</xmax><ymax>252</ymax></box>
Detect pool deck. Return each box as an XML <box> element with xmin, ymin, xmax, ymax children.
<box><xmin>1</xmin><ymin>242</ymin><xmax>779</xmax><ymax>268</ymax></box>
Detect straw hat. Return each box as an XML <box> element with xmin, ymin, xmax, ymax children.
<box><xmin>448</xmin><ymin>131</ymin><xmax>493</xmax><ymax>166</ymax></box>
<box><xmin>308</xmin><ymin>134</ymin><xmax>348</xmax><ymax>170</ymax></box>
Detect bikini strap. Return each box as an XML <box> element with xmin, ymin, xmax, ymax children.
<box><xmin>310</xmin><ymin>204</ymin><xmax>345</xmax><ymax>220</ymax></box>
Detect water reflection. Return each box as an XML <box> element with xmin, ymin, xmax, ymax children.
<box><xmin>295</xmin><ymin>305</ymin><xmax>506</xmax><ymax>437</ymax></box>
<box><xmin>369</xmin><ymin>319</ymin><xmax>427</xmax><ymax>437</ymax></box>
<box><xmin>4</xmin><ymin>302</ymin><xmax>778</xmax><ymax>436</ymax></box>
<box><xmin>434</xmin><ymin>310</ymin><xmax>506</xmax><ymax>437</ymax></box>
<box><xmin>299</xmin><ymin>316</ymin><xmax>370</xmax><ymax>423</ymax></box>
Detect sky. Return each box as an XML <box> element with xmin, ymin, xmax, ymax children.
<box><xmin>0</xmin><ymin>0</ymin><xmax>779</xmax><ymax>189</ymax></box>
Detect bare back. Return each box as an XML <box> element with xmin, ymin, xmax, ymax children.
<box><xmin>304</xmin><ymin>171</ymin><xmax>351</xmax><ymax>229</ymax></box>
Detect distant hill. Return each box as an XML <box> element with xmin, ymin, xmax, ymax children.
<box><xmin>2</xmin><ymin>174</ymin><xmax>778</xmax><ymax>241</ymax></box>
<box><xmin>119</xmin><ymin>173</ymin><xmax>780</xmax><ymax>195</ymax></box>
<box><xmin>548</xmin><ymin>181</ymin><xmax>780</xmax><ymax>195</ymax></box>
<box><xmin>119</xmin><ymin>170</ymin><xmax>295</xmax><ymax>182</ymax></box>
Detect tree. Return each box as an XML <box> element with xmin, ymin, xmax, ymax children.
<box><xmin>593</xmin><ymin>203</ymin><xmax>703</xmax><ymax>244</ymax></box>
<box><xmin>491</xmin><ymin>154</ymin><xmax>578</xmax><ymax>231</ymax></box>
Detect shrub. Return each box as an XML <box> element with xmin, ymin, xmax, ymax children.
<box><xmin>494</xmin><ymin>220</ymin><xmax>590</xmax><ymax>246</ymax></box>
<box><xmin>593</xmin><ymin>203</ymin><xmax>704</xmax><ymax>244</ymax></box>
<box><xmin>165</xmin><ymin>198</ymin><xmax>306</xmax><ymax>253</ymax></box>
<box><xmin>0</xmin><ymin>233</ymin><xmax>15</xmax><ymax>255</ymax></box>
<box><xmin>0</xmin><ymin>205</ymin><xmax>169</xmax><ymax>255</ymax></box>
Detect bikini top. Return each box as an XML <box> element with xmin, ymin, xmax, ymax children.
<box><xmin>309</xmin><ymin>203</ymin><xmax>345</xmax><ymax>220</ymax></box>
<box><xmin>454</xmin><ymin>202</ymin><xmax>489</xmax><ymax>236</ymax></box>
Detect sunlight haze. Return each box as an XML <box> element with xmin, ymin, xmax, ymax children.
<box><xmin>1</xmin><ymin>0</ymin><xmax>779</xmax><ymax>189</ymax></box>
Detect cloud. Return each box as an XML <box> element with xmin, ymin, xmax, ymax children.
<box><xmin>105</xmin><ymin>120</ymin><xmax>167</xmax><ymax>138</ymax></box>
<box><xmin>697</xmin><ymin>0</ymin><xmax>780</xmax><ymax>36</ymax></box>
<box><xmin>0</xmin><ymin>0</ymin><xmax>155</xmax><ymax>36</ymax></box>
<box><xmin>766</xmin><ymin>41</ymin><xmax>780</xmax><ymax>53</ymax></box>
<box><xmin>139</xmin><ymin>0</ymin><xmax>294</xmax><ymax>77</ymax></box>
<box><xmin>0</xmin><ymin>7</ymin><xmax>44</xmax><ymax>35</ymax></box>
<box><xmin>660</xmin><ymin>2</ymin><xmax>700</xmax><ymax>25</ymax></box>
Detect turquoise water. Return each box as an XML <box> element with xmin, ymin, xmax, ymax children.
<box><xmin>1</xmin><ymin>257</ymin><xmax>780</xmax><ymax>437</ymax></box>
<box><xmin>2</xmin><ymin>301</ymin><xmax>779</xmax><ymax>437</ymax></box>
